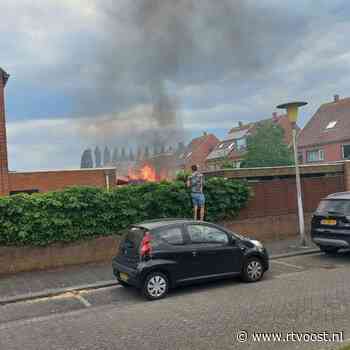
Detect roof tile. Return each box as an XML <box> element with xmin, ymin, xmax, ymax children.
<box><xmin>299</xmin><ymin>97</ymin><xmax>350</xmax><ymax>148</ymax></box>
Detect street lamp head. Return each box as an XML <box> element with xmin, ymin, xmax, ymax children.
<box><xmin>277</xmin><ymin>101</ymin><xmax>307</xmax><ymax>124</ymax></box>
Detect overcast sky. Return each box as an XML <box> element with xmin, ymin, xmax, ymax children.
<box><xmin>2</xmin><ymin>0</ymin><xmax>350</xmax><ymax>170</ymax></box>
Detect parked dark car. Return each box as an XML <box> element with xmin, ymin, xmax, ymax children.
<box><xmin>112</xmin><ymin>219</ymin><xmax>269</xmax><ymax>300</ymax></box>
<box><xmin>312</xmin><ymin>192</ymin><xmax>350</xmax><ymax>254</ymax></box>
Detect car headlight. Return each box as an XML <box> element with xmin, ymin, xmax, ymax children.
<box><xmin>251</xmin><ymin>240</ymin><xmax>264</xmax><ymax>250</ymax></box>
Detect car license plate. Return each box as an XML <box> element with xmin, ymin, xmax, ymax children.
<box><xmin>321</xmin><ymin>219</ymin><xmax>337</xmax><ymax>226</ymax></box>
<box><xmin>119</xmin><ymin>272</ymin><xmax>129</xmax><ymax>282</ymax></box>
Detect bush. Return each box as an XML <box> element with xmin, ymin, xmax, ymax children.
<box><xmin>0</xmin><ymin>178</ymin><xmax>250</xmax><ymax>246</ymax></box>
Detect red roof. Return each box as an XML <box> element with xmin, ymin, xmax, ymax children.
<box><xmin>207</xmin><ymin>114</ymin><xmax>294</xmax><ymax>161</ymax></box>
<box><xmin>299</xmin><ymin>97</ymin><xmax>350</xmax><ymax>148</ymax></box>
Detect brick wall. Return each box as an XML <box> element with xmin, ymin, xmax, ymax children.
<box><xmin>206</xmin><ymin>163</ymin><xmax>347</xmax><ymax>241</ymax></box>
<box><xmin>8</xmin><ymin>168</ymin><xmax>116</xmax><ymax>194</ymax></box>
<box><xmin>0</xmin><ymin>70</ymin><xmax>9</xmax><ymax>196</ymax></box>
<box><xmin>237</xmin><ymin>175</ymin><xmax>344</xmax><ymax>220</ymax></box>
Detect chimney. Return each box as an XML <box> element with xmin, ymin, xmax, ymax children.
<box><xmin>238</xmin><ymin>121</ymin><xmax>243</xmax><ymax>128</ymax></box>
<box><xmin>0</xmin><ymin>68</ymin><xmax>9</xmax><ymax>196</ymax></box>
<box><xmin>203</xmin><ymin>131</ymin><xmax>207</xmax><ymax>136</ymax></box>
<box><xmin>334</xmin><ymin>94</ymin><xmax>340</xmax><ymax>102</ymax></box>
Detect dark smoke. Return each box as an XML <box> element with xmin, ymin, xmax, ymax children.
<box><xmin>78</xmin><ymin>0</ymin><xmax>306</xmax><ymax>148</ymax></box>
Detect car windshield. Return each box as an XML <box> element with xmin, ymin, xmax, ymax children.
<box><xmin>316</xmin><ymin>200</ymin><xmax>350</xmax><ymax>215</ymax></box>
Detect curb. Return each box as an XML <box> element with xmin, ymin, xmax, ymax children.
<box><xmin>0</xmin><ymin>280</ymin><xmax>119</xmax><ymax>306</ymax></box>
<box><xmin>270</xmin><ymin>248</ymin><xmax>320</xmax><ymax>260</ymax></box>
<box><xmin>0</xmin><ymin>249</ymin><xmax>321</xmax><ymax>306</ymax></box>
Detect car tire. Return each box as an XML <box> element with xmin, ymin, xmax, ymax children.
<box><xmin>142</xmin><ymin>271</ymin><xmax>169</xmax><ymax>300</ymax></box>
<box><xmin>320</xmin><ymin>246</ymin><xmax>339</xmax><ymax>255</ymax></box>
<box><xmin>242</xmin><ymin>257</ymin><xmax>264</xmax><ymax>283</ymax></box>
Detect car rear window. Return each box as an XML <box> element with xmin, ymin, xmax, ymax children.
<box><xmin>122</xmin><ymin>227</ymin><xmax>145</xmax><ymax>249</ymax></box>
<box><xmin>316</xmin><ymin>200</ymin><xmax>350</xmax><ymax>215</ymax></box>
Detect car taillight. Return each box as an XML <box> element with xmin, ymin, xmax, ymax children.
<box><xmin>140</xmin><ymin>232</ymin><xmax>152</xmax><ymax>258</ymax></box>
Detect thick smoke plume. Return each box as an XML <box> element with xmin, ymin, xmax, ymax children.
<box><xmin>78</xmin><ymin>0</ymin><xmax>306</xmax><ymax>148</ymax></box>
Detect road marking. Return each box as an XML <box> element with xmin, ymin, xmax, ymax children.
<box><xmin>271</xmin><ymin>260</ymin><xmax>304</xmax><ymax>269</ymax></box>
<box><xmin>274</xmin><ymin>272</ymin><xmax>304</xmax><ymax>279</ymax></box>
<box><xmin>0</xmin><ymin>304</ymin><xmax>114</xmax><ymax>331</ymax></box>
<box><xmin>74</xmin><ymin>293</ymin><xmax>92</xmax><ymax>308</ymax></box>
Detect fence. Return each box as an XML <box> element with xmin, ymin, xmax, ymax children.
<box><xmin>205</xmin><ymin>162</ymin><xmax>347</xmax><ymax>241</ymax></box>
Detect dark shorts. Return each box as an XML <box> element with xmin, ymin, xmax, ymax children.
<box><xmin>191</xmin><ymin>193</ymin><xmax>205</xmax><ymax>207</ymax></box>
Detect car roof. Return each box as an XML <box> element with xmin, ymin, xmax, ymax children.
<box><xmin>325</xmin><ymin>191</ymin><xmax>350</xmax><ymax>200</ymax></box>
<box><xmin>134</xmin><ymin>219</ymin><xmax>214</xmax><ymax>230</ymax></box>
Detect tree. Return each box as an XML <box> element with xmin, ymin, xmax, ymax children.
<box><xmin>121</xmin><ymin>147</ymin><xmax>126</xmax><ymax>161</ymax></box>
<box><xmin>94</xmin><ymin>146</ymin><xmax>102</xmax><ymax>168</ymax></box>
<box><xmin>80</xmin><ymin>149</ymin><xmax>93</xmax><ymax>168</ymax></box>
<box><xmin>243</xmin><ymin>122</ymin><xmax>294</xmax><ymax>168</ymax></box>
<box><xmin>136</xmin><ymin>146</ymin><xmax>142</xmax><ymax>161</ymax></box>
<box><xmin>220</xmin><ymin>159</ymin><xmax>235</xmax><ymax>169</ymax></box>
<box><xmin>103</xmin><ymin>146</ymin><xmax>111</xmax><ymax>166</ymax></box>
<box><xmin>112</xmin><ymin>147</ymin><xmax>119</xmax><ymax>164</ymax></box>
<box><xmin>144</xmin><ymin>146</ymin><xmax>150</xmax><ymax>159</ymax></box>
<box><xmin>129</xmin><ymin>148</ymin><xmax>135</xmax><ymax>161</ymax></box>
<box><xmin>177</xmin><ymin>142</ymin><xmax>185</xmax><ymax>152</ymax></box>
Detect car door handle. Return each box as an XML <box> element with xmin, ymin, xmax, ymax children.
<box><xmin>192</xmin><ymin>251</ymin><xmax>197</xmax><ymax>257</ymax></box>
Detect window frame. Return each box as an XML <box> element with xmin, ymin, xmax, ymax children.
<box><xmin>153</xmin><ymin>225</ymin><xmax>187</xmax><ymax>246</ymax></box>
<box><xmin>306</xmin><ymin>149</ymin><xmax>325</xmax><ymax>162</ymax></box>
<box><xmin>298</xmin><ymin>152</ymin><xmax>304</xmax><ymax>164</ymax></box>
<box><xmin>342</xmin><ymin>144</ymin><xmax>350</xmax><ymax>160</ymax></box>
<box><xmin>236</xmin><ymin>137</ymin><xmax>247</xmax><ymax>150</ymax></box>
<box><xmin>185</xmin><ymin>223</ymin><xmax>231</xmax><ymax>246</ymax></box>
<box><xmin>325</xmin><ymin>121</ymin><xmax>337</xmax><ymax>130</ymax></box>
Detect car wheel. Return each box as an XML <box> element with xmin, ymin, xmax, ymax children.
<box><xmin>242</xmin><ymin>257</ymin><xmax>264</xmax><ymax>283</ymax></box>
<box><xmin>320</xmin><ymin>246</ymin><xmax>339</xmax><ymax>255</ymax></box>
<box><xmin>142</xmin><ymin>272</ymin><xmax>169</xmax><ymax>300</ymax></box>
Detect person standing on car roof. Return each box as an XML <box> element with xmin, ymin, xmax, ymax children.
<box><xmin>187</xmin><ymin>164</ymin><xmax>205</xmax><ymax>221</ymax></box>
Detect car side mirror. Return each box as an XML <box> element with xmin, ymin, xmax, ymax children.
<box><xmin>230</xmin><ymin>237</ymin><xmax>236</xmax><ymax>245</ymax></box>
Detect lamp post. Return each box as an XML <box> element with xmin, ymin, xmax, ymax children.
<box><xmin>277</xmin><ymin>101</ymin><xmax>308</xmax><ymax>247</ymax></box>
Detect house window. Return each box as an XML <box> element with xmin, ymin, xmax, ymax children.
<box><xmin>236</xmin><ymin>138</ymin><xmax>247</xmax><ymax>150</ymax></box>
<box><xmin>326</xmin><ymin>121</ymin><xmax>337</xmax><ymax>129</ymax></box>
<box><xmin>306</xmin><ymin>149</ymin><xmax>325</xmax><ymax>162</ymax></box>
<box><xmin>234</xmin><ymin>161</ymin><xmax>241</xmax><ymax>169</ymax></box>
<box><xmin>185</xmin><ymin>152</ymin><xmax>192</xmax><ymax>159</ymax></box>
<box><xmin>342</xmin><ymin>145</ymin><xmax>350</xmax><ymax>159</ymax></box>
<box><xmin>298</xmin><ymin>152</ymin><xmax>303</xmax><ymax>164</ymax></box>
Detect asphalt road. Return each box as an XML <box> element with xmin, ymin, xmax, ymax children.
<box><xmin>1</xmin><ymin>252</ymin><xmax>350</xmax><ymax>350</ymax></box>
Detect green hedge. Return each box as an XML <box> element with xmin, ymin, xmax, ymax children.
<box><xmin>0</xmin><ymin>178</ymin><xmax>250</xmax><ymax>246</ymax></box>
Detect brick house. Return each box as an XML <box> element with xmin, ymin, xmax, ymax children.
<box><xmin>298</xmin><ymin>95</ymin><xmax>350</xmax><ymax>164</ymax></box>
<box><xmin>178</xmin><ymin>132</ymin><xmax>219</xmax><ymax>172</ymax></box>
<box><xmin>206</xmin><ymin>113</ymin><xmax>294</xmax><ymax>170</ymax></box>
<box><xmin>0</xmin><ymin>68</ymin><xmax>116</xmax><ymax>196</ymax></box>
<box><xmin>0</xmin><ymin>68</ymin><xmax>10</xmax><ymax>196</ymax></box>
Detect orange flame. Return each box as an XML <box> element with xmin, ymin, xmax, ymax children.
<box><xmin>128</xmin><ymin>164</ymin><xmax>157</xmax><ymax>182</ymax></box>
<box><xmin>140</xmin><ymin>164</ymin><xmax>157</xmax><ymax>182</ymax></box>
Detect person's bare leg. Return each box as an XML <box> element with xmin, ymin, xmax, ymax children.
<box><xmin>200</xmin><ymin>206</ymin><xmax>205</xmax><ymax>221</ymax></box>
<box><xmin>193</xmin><ymin>205</ymin><xmax>198</xmax><ymax>220</ymax></box>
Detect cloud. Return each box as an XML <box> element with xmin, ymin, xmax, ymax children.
<box><xmin>2</xmin><ymin>0</ymin><xmax>350</xmax><ymax>169</ymax></box>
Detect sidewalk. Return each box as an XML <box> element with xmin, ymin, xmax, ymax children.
<box><xmin>0</xmin><ymin>237</ymin><xmax>318</xmax><ymax>302</ymax></box>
